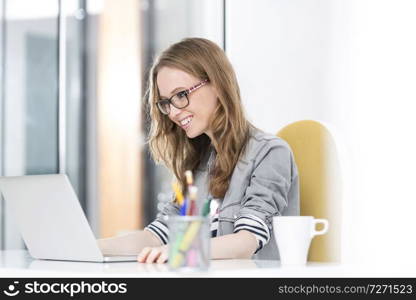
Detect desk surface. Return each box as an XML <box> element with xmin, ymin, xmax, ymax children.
<box><xmin>1</xmin><ymin>250</ymin><xmax>415</xmax><ymax>277</ymax></box>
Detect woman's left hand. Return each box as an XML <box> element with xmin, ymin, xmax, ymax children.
<box><xmin>137</xmin><ymin>245</ymin><xmax>168</xmax><ymax>264</ymax></box>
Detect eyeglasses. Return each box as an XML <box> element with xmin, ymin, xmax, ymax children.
<box><xmin>156</xmin><ymin>79</ymin><xmax>209</xmax><ymax>115</ymax></box>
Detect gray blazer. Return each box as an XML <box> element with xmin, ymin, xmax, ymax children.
<box><xmin>151</xmin><ymin>127</ymin><xmax>299</xmax><ymax>260</ymax></box>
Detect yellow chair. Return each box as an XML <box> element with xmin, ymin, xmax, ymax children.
<box><xmin>277</xmin><ymin>120</ymin><xmax>342</xmax><ymax>262</ymax></box>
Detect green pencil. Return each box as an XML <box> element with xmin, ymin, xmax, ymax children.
<box><xmin>201</xmin><ymin>197</ymin><xmax>213</xmax><ymax>217</ymax></box>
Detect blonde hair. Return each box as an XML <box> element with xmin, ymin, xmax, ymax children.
<box><xmin>146</xmin><ymin>38</ymin><xmax>251</xmax><ymax>198</ymax></box>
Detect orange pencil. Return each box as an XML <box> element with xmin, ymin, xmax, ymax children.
<box><xmin>172</xmin><ymin>182</ymin><xmax>184</xmax><ymax>206</ymax></box>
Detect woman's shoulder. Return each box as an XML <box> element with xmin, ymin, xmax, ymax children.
<box><xmin>237</xmin><ymin>126</ymin><xmax>295</xmax><ymax>167</ymax></box>
<box><xmin>236</xmin><ymin>127</ymin><xmax>297</xmax><ymax>180</ymax></box>
<box><xmin>247</xmin><ymin>126</ymin><xmax>292</xmax><ymax>153</ymax></box>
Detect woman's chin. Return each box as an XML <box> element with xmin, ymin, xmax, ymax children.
<box><xmin>185</xmin><ymin>131</ymin><xmax>198</xmax><ymax>139</ymax></box>
<box><xmin>185</xmin><ymin>129</ymin><xmax>202</xmax><ymax>139</ymax></box>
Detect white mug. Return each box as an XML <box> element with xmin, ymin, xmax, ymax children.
<box><xmin>272</xmin><ymin>216</ymin><xmax>329</xmax><ymax>266</ymax></box>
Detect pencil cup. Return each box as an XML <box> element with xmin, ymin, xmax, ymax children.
<box><xmin>167</xmin><ymin>216</ymin><xmax>210</xmax><ymax>272</ymax></box>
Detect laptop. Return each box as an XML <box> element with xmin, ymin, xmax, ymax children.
<box><xmin>0</xmin><ymin>174</ymin><xmax>137</xmax><ymax>263</ymax></box>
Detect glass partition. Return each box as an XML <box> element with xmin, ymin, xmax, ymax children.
<box><xmin>0</xmin><ymin>0</ymin><xmax>86</xmax><ymax>249</ymax></box>
<box><xmin>141</xmin><ymin>0</ymin><xmax>224</xmax><ymax>225</ymax></box>
<box><xmin>1</xmin><ymin>0</ymin><xmax>59</xmax><ymax>249</ymax></box>
<box><xmin>0</xmin><ymin>0</ymin><xmax>224</xmax><ymax>249</ymax></box>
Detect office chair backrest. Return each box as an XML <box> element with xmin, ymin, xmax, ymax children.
<box><xmin>277</xmin><ymin>120</ymin><xmax>342</xmax><ymax>262</ymax></box>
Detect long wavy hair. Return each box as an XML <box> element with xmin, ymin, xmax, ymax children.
<box><xmin>146</xmin><ymin>38</ymin><xmax>251</xmax><ymax>198</ymax></box>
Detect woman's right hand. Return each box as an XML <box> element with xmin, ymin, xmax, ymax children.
<box><xmin>137</xmin><ymin>245</ymin><xmax>168</xmax><ymax>264</ymax></box>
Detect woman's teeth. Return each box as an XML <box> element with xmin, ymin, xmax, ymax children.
<box><xmin>180</xmin><ymin>116</ymin><xmax>192</xmax><ymax>126</ymax></box>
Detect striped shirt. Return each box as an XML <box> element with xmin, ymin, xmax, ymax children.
<box><xmin>143</xmin><ymin>127</ymin><xmax>300</xmax><ymax>260</ymax></box>
<box><xmin>145</xmin><ymin>202</ymin><xmax>271</xmax><ymax>254</ymax></box>
<box><xmin>145</xmin><ymin>143</ymin><xmax>272</xmax><ymax>254</ymax></box>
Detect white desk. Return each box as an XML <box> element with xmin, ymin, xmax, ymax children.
<box><xmin>1</xmin><ymin>250</ymin><xmax>415</xmax><ymax>277</ymax></box>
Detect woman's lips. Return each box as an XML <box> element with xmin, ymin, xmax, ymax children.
<box><xmin>179</xmin><ymin>115</ymin><xmax>193</xmax><ymax>130</ymax></box>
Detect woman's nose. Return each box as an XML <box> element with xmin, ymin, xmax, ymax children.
<box><xmin>169</xmin><ymin>104</ymin><xmax>182</xmax><ymax>116</ymax></box>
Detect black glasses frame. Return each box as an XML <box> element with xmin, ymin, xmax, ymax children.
<box><xmin>156</xmin><ymin>79</ymin><xmax>209</xmax><ymax>115</ymax></box>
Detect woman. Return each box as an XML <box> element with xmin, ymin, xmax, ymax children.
<box><xmin>98</xmin><ymin>38</ymin><xmax>299</xmax><ymax>263</ymax></box>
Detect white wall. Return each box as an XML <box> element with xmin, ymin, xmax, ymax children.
<box><xmin>152</xmin><ymin>0</ymin><xmax>223</xmax><ymax>56</ymax></box>
<box><xmin>227</xmin><ymin>0</ymin><xmax>416</xmax><ymax>265</ymax></box>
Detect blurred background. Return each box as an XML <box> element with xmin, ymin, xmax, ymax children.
<box><xmin>1</xmin><ymin>0</ymin><xmax>416</xmax><ymax>266</ymax></box>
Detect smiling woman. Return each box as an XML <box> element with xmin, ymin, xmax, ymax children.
<box><xmin>98</xmin><ymin>38</ymin><xmax>300</xmax><ymax>263</ymax></box>
<box><xmin>156</xmin><ymin>69</ymin><xmax>217</xmax><ymax>142</ymax></box>
<box><xmin>147</xmin><ymin>38</ymin><xmax>250</xmax><ymax>198</ymax></box>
